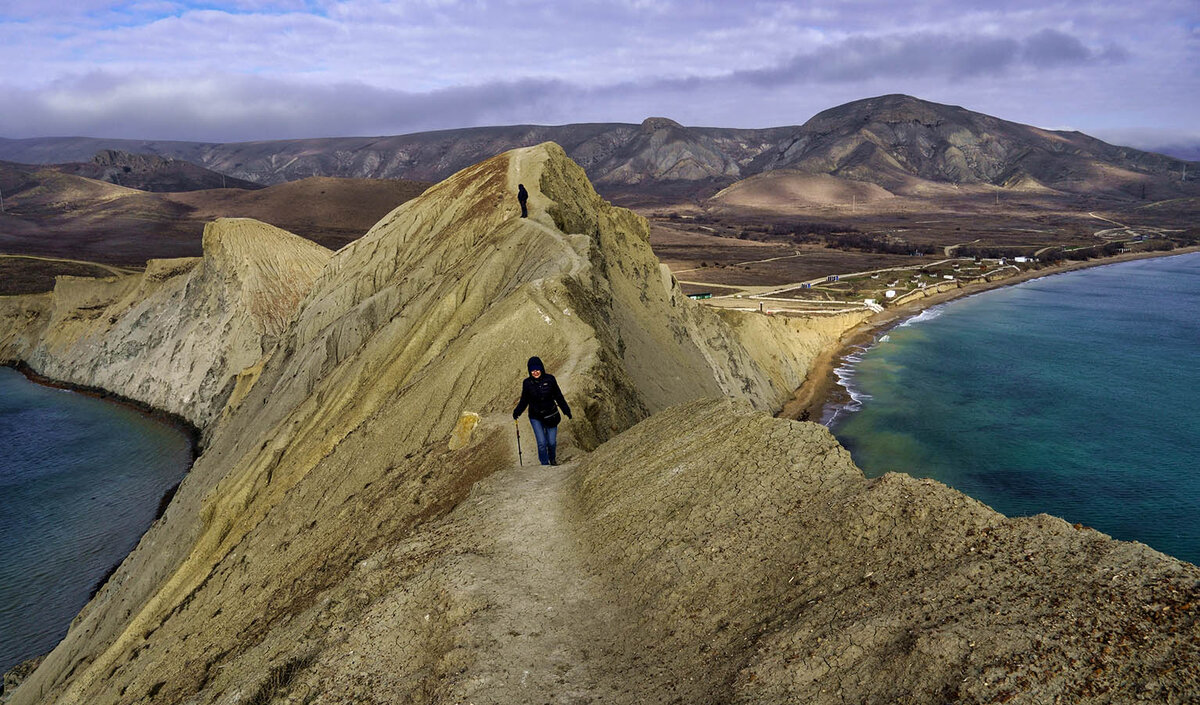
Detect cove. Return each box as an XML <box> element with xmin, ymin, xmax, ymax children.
<box><xmin>0</xmin><ymin>366</ymin><xmax>194</xmax><ymax>673</ymax></box>
<box><xmin>829</xmin><ymin>252</ymin><xmax>1200</xmax><ymax>565</ymax></box>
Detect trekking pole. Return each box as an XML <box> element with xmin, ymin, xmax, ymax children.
<box><xmin>514</xmin><ymin>420</ymin><xmax>523</xmax><ymax>466</ymax></box>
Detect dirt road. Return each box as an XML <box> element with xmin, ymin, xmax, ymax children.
<box><xmin>0</xmin><ymin>253</ymin><xmax>139</xmax><ymax>277</ymax></box>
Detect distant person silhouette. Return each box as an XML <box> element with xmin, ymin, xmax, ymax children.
<box><xmin>518</xmin><ymin>184</ymin><xmax>529</xmax><ymax>218</ymax></box>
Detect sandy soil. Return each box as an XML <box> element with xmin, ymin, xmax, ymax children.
<box><xmin>778</xmin><ymin>245</ymin><xmax>1200</xmax><ymax>423</ymax></box>
<box><xmin>415</xmin><ymin>457</ymin><xmax>680</xmax><ymax>703</ymax></box>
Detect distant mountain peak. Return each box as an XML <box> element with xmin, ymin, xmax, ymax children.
<box><xmin>641</xmin><ymin>117</ymin><xmax>684</xmax><ymax>132</ymax></box>
<box><xmin>0</xmin><ymin>95</ymin><xmax>1193</xmax><ymax>204</ymax></box>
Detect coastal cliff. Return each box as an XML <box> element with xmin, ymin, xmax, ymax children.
<box><xmin>0</xmin><ymin>218</ymin><xmax>332</xmax><ymax>430</ymax></box>
<box><xmin>3</xmin><ymin>144</ymin><xmax>1196</xmax><ymax>704</ymax></box>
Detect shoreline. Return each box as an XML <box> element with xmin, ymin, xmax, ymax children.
<box><xmin>778</xmin><ymin>245</ymin><xmax>1200</xmax><ymax>424</ymax></box>
<box><xmin>2</xmin><ymin>361</ymin><xmax>203</xmax><ymax>455</ymax></box>
<box><xmin>0</xmin><ymin>362</ymin><xmax>200</xmax><ymax>686</ymax></box>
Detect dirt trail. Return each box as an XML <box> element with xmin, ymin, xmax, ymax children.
<box><xmin>439</xmin><ymin>456</ymin><xmax>671</xmax><ymax>703</ymax></box>
<box><xmin>0</xmin><ymin>253</ymin><xmax>139</xmax><ymax>276</ymax></box>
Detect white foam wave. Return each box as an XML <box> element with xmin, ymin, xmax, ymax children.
<box><xmin>822</xmin><ymin>345</ymin><xmax>875</xmax><ymax>426</ymax></box>
<box><xmin>897</xmin><ymin>304</ymin><xmax>947</xmax><ymax>328</ymax></box>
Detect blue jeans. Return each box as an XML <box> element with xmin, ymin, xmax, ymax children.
<box><xmin>528</xmin><ymin>417</ymin><xmax>557</xmax><ymax>465</ymax></box>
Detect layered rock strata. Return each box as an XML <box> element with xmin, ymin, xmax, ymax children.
<box><xmin>5</xmin><ymin>144</ymin><xmax>1195</xmax><ymax>704</ymax></box>
<box><xmin>0</xmin><ymin>218</ymin><xmax>332</xmax><ymax>430</ymax></box>
<box><xmin>5</xmin><ymin>144</ymin><xmax>864</xmax><ymax>704</ymax></box>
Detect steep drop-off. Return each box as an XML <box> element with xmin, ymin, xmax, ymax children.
<box><xmin>3</xmin><ymin>143</ymin><xmax>864</xmax><ymax>704</ymax></box>
<box><xmin>571</xmin><ymin>399</ymin><xmax>1198</xmax><ymax>703</ymax></box>
<box><xmin>0</xmin><ymin>218</ymin><xmax>332</xmax><ymax>430</ymax></box>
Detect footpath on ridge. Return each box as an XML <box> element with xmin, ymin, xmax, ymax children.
<box><xmin>413</xmin><ymin>455</ymin><xmax>677</xmax><ymax>702</ymax></box>
<box><xmin>5</xmin><ymin>143</ymin><xmax>1196</xmax><ymax>705</ymax></box>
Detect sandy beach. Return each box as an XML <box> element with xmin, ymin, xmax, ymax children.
<box><xmin>778</xmin><ymin>245</ymin><xmax>1200</xmax><ymax>424</ymax></box>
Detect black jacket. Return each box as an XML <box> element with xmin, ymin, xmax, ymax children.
<box><xmin>513</xmin><ymin>373</ymin><xmax>571</xmax><ymax>422</ymax></box>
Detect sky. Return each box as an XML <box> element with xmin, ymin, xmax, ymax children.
<box><xmin>0</xmin><ymin>0</ymin><xmax>1197</xmax><ymax>150</ymax></box>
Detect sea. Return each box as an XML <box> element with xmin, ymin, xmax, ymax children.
<box><xmin>0</xmin><ymin>367</ymin><xmax>193</xmax><ymax>674</ymax></box>
<box><xmin>828</xmin><ymin>252</ymin><xmax>1200</xmax><ymax>566</ymax></box>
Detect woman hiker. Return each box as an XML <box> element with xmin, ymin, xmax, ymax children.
<box><xmin>512</xmin><ymin>356</ymin><xmax>572</xmax><ymax>465</ymax></box>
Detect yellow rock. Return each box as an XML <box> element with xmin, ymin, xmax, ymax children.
<box><xmin>448</xmin><ymin>411</ymin><xmax>481</xmax><ymax>450</ymax></box>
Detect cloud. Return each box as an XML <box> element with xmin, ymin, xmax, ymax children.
<box><xmin>0</xmin><ymin>23</ymin><xmax>1151</xmax><ymax>142</ymax></box>
<box><xmin>0</xmin><ymin>1</ymin><xmax>1193</xmax><ymax>141</ymax></box>
<box><xmin>0</xmin><ymin>72</ymin><xmax>584</xmax><ymax>141</ymax></box>
<box><xmin>1090</xmin><ymin>127</ymin><xmax>1200</xmax><ymax>158</ymax></box>
<box><xmin>1021</xmin><ymin>28</ymin><xmax>1090</xmax><ymax>66</ymax></box>
<box><xmin>726</xmin><ymin>29</ymin><xmax>1124</xmax><ymax>87</ymax></box>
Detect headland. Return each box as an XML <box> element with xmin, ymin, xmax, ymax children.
<box><xmin>1</xmin><ymin>144</ymin><xmax>1196</xmax><ymax>704</ymax></box>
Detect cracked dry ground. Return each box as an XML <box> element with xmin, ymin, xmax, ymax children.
<box><xmin>283</xmin><ymin>453</ymin><xmax>690</xmax><ymax>704</ymax></box>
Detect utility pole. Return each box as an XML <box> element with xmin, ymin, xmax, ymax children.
<box><xmin>0</xmin><ymin>186</ymin><xmax>5</xmax><ymax>214</ymax></box>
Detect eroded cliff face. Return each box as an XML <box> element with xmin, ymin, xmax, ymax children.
<box><xmin>0</xmin><ymin>218</ymin><xmax>332</xmax><ymax>429</ymax></box>
<box><xmin>7</xmin><ymin>143</ymin><xmax>860</xmax><ymax>705</ymax></box>
<box><xmin>8</xmin><ymin>144</ymin><xmax>1193</xmax><ymax>705</ymax></box>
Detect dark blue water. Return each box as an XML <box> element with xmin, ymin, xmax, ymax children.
<box><xmin>829</xmin><ymin>253</ymin><xmax>1200</xmax><ymax>565</ymax></box>
<box><xmin>0</xmin><ymin>367</ymin><xmax>192</xmax><ymax>673</ymax></box>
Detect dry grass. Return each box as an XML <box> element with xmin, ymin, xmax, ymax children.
<box><xmin>643</xmin><ymin>187</ymin><xmax>1199</xmax><ymax>289</ymax></box>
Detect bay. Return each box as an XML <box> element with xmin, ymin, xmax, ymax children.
<box><xmin>0</xmin><ymin>367</ymin><xmax>193</xmax><ymax>673</ymax></box>
<box><xmin>829</xmin><ymin>252</ymin><xmax>1200</xmax><ymax>565</ymax></box>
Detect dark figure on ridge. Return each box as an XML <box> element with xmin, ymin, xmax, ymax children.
<box><xmin>513</xmin><ymin>356</ymin><xmax>571</xmax><ymax>465</ymax></box>
<box><xmin>517</xmin><ymin>183</ymin><xmax>529</xmax><ymax>218</ymax></box>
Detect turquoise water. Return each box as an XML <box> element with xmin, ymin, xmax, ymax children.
<box><xmin>0</xmin><ymin>368</ymin><xmax>193</xmax><ymax>673</ymax></box>
<box><xmin>829</xmin><ymin>253</ymin><xmax>1200</xmax><ymax>565</ymax></box>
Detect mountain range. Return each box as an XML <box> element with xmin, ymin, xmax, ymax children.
<box><xmin>1</xmin><ymin>95</ymin><xmax>1195</xmax><ymax>204</ymax></box>
<box><xmin>47</xmin><ymin>149</ymin><xmax>262</xmax><ymax>192</ymax></box>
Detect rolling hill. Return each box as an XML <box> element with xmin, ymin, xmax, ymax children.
<box><xmin>49</xmin><ymin>149</ymin><xmax>263</xmax><ymax>192</ymax></box>
<box><xmin>0</xmin><ymin>160</ymin><xmax>427</xmax><ymax>266</ymax></box>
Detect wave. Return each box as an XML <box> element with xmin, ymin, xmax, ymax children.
<box><xmin>823</xmin><ymin>300</ymin><xmax>959</xmax><ymax>425</ymax></box>
<box><xmin>821</xmin><ymin>346</ymin><xmax>874</xmax><ymax>426</ymax></box>
<box><xmin>896</xmin><ymin>304</ymin><xmax>947</xmax><ymax>327</ymax></box>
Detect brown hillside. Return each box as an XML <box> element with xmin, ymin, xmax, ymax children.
<box><xmin>3</xmin><ymin>144</ymin><xmax>1195</xmax><ymax>704</ymax></box>
<box><xmin>710</xmin><ymin>170</ymin><xmax>895</xmax><ymax>211</ymax></box>
<box><xmin>49</xmin><ymin>150</ymin><xmax>263</xmax><ymax>192</ymax></box>
<box><xmin>169</xmin><ymin>177</ymin><xmax>430</xmax><ymax>250</ymax></box>
<box><xmin>0</xmin><ymin>161</ymin><xmax>427</xmax><ymax>269</ymax></box>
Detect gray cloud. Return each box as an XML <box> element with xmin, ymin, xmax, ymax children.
<box><xmin>0</xmin><ymin>1</ymin><xmax>1193</xmax><ymax>141</ymax></box>
<box><xmin>0</xmin><ymin>73</ymin><xmax>584</xmax><ymax>142</ymax></box>
<box><xmin>1091</xmin><ymin>127</ymin><xmax>1200</xmax><ymax>159</ymax></box>
<box><xmin>1021</xmin><ymin>28</ymin><xmax>1091</xmax><ymax>66</ymax></box>
<box><xmin>727</xmin><ymin>29</ymin><xmax>1125</xmax><ymax>87</ymax></box>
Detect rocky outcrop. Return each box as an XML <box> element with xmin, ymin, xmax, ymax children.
<box><xmin>6</xmin><ymin>144</ymin><xmax>1195</xmax><ymax>705</ymax></box>
<box><xmin>570</xmin><ymin>399</ymin><xmax>1199</xmax><ymax>703</ymax></box>
<box><xmin>0</xmin><ymin>218</ymin><xmax>332</xmax><ymax>429</ymax></box>
<box><xmin>6</xmin><ymin>143</ymin><xmax>856</xmax><ymax>705</ymax></box>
